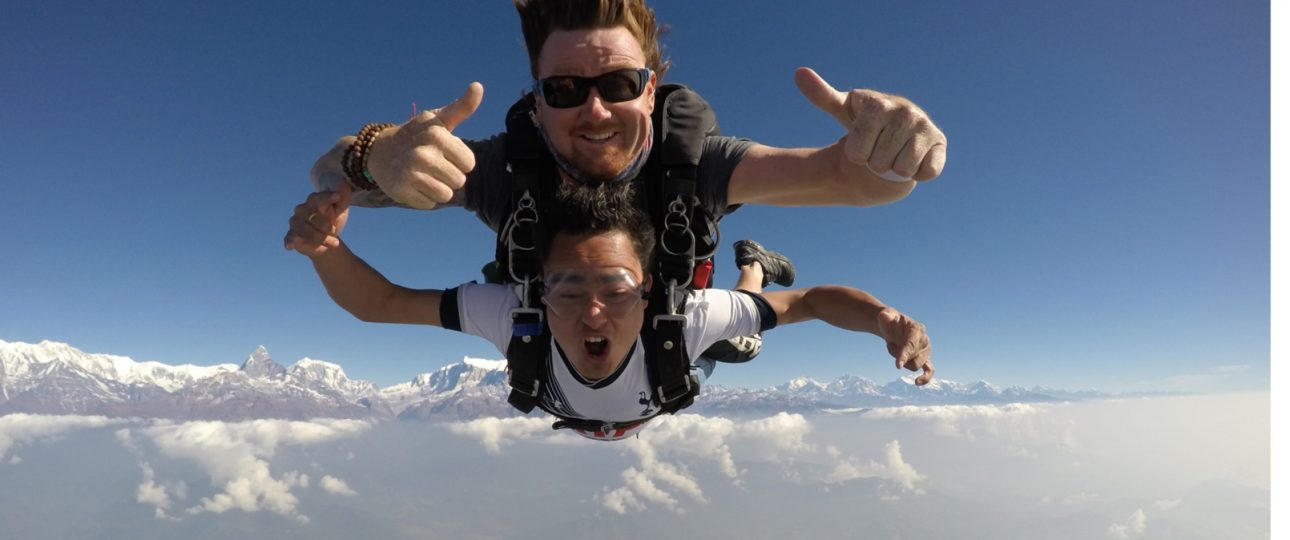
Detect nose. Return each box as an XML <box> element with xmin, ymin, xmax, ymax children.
<box><xmin>580</xmin><ymin>300</ymin><xmax>609</xmax><ymax>329</ymax></box>
<box><xmin>579</xmin><ymin>90</ymin><xmax>613</xmax><ymax>122</ymax></box>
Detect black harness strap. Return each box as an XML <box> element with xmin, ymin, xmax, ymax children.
<box><xmin>501</xmin><ymin>94</ymin><xmax>554</xmax><ymax>413</ymax></box>
<box><xmin>640</xmin><ymin>86</ymin><xmax>715</xmax><ymax>414</ymax></box>
<box><xmin>497</xmin><ymin>84</ymin><xmax>718</xmax><ymax>426</ymax></box>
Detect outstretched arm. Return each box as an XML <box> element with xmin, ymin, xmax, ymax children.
<box><xmin>761</xmin><ymin>286</ymin><xmax>934</xmax><ymax>385</ymax></box>
<box><xmin>727</xmin><ymin>68</ymin><xmax>947</xmax><ymax>207</ymax></box>
<box><xmin>284</xmin><ymin>183</ymin><xmax>444</xmax><ymax>326</ymax></box>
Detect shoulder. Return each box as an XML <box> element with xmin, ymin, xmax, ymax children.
<box><xmin>461</xmin><ymin>133</ymin><xmax>513</xmax><ymax>231</ymax></box>
<box><xmin>703</xmin><ymin>136</ymin><xmax>756</xmax><ymax>158</ymax></box>
<box><xmin>456</xmin><ymin>281</ymin><xmax>519</xmax><ymax>307</ymax></box>
<box><xmin>685</xmin><ymin>288</ymin><xmax>776</xmax><ymax>331</ymax></box>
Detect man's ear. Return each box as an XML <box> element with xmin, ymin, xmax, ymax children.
<box><xmin>641</xmin><ymin>274</ymin><xmax>651</xmax><ymax>309</ymax></box>
<box><xmin>645</xmin><ymin>71</ymin><xmax>657</xmax><ymax>114</ymax></box>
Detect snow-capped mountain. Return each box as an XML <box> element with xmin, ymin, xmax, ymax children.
<box><xmin>379</xmin><ymin>358</ymin><xmax>513</xmax><ymax>420</ymax></box>
<box><xmin>0</xmin><ymin>341</ymin><xmax>386</xmax><ymax>420</ymax></box>
<box><xmin>0</xmin><ymin>339</ymin><xmax>1102</xmax><ymax>421</ymax></box>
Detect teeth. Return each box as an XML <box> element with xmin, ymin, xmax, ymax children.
<box><xmin>582</xmin><ymin>132</ymin><xmax>614</xmax><ymax>141</ymax></box>
<box><xmin>586</xmin><ymin>337</ymin><xmax>606</xmax><ymax>343</ymax></box>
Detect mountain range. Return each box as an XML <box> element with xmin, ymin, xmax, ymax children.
<box><xmin>0</xmin><ymin>339</ymin><xmax>1108</xmax><ymax>422</ymax></box>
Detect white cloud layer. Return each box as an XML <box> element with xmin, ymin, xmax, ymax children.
<box><xmin>120</xmin><ymin>418</ymin><xmax>371</xmax><ymax>523</ymax></box>
<box><xmin>862</xmin><ymin>403</ymin><xmax>1050</xmax><ymax>440</ymax></box>
<box><xmin>0</xmin><ymin>394</ymin><xmax>1264</xmax><ymax>537</ymax></box>
<box><xmin>442</xmin><ymin>412</ymin><xmax>927</xmax><ymax>515</ymax></box>
<box><xmin>443</xmin><ymin>416</ymin><xmax>553</xmax><ymax>454</ymax></box>
<box><xmin>0</xmin><ymin>414</ymin><xmax>125</xmax><ymax>462</ymax></box>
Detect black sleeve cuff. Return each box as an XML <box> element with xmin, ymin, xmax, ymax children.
<box><xmin>734</xmin><ymin>289</ymin><xmax>777</xmax><ymax>332</ymax></box>
<box><xmin>440</xmin><ymin>287</ymin><xmax>462</xmax><ymax>332</ymax></box>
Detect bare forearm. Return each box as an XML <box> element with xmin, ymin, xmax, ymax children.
<box><xmin>309</xmin><ymin>243</ymin><xmax>394</xmax><ymax>322</ymax></box>
<box><xmin>728</xmin><ymin>143</ymin><xmax>915</xmax><ymax>207</ymax></box>
<box><xmin>308</xmin><ymin>137</ymin><xmax>412</xmax><ymax>209</ymax></box>
<box><xmin>767</xmin><ymin>285</ymin><xmax>887</xmax><ymax>334</ymax></box>
<box><xmin>308</xmin><ymin>244</ymin><xmax>441</xmax><ymax>325</ymax></box>
<box><xmin>763</xmin><ymin>283</ymin><xmax>933</xmax><ymax>385</ymax></box>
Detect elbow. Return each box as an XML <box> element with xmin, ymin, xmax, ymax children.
<box><xmin>347</xmin><ymin>308</ymin><xmax>383</xmax><ymax>324</ymax></box>
<box><xmin>343</xmin><ymin>297</ymin><xmax>397</xmax><ymax>324</ymax></box>
<box><xmin>328</xmin><ymin>293</ymin><xmax>394</xmax><ymax>324</ymax></box>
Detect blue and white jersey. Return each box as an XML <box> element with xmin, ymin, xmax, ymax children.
<box><xmin>441</xmin><ymin>282</ymin><xmax>774</xmax><ymax>441</ymax></box>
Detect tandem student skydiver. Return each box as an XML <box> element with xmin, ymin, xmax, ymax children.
<box><xmin>286</xmin><ymin>180</ymin><xmax>933</xmax><ymax>441</ymax></box>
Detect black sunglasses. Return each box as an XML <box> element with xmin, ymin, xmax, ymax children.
<box><xmin>534</xmin><ymin>68</ymin><xmax>651</xmax><ymax>109</ymax></box>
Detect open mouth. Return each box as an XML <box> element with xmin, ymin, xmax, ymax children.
<box><xmin>579</xmin><ymin>131</ymin><xmax>617</xmax><ymax>142</ymax></box>
<box><xmin>584</xmin><ymin>336</ymin><xmax>609</xmax><ymax>357</ymax></box>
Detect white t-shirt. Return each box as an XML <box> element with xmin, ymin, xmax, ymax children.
<box><xmin>444</xmin><ymin>282</ymin><xmax>773</xmax><ymax>440</ymax></box>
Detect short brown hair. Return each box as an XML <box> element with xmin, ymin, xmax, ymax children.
<box><xmin>514</xmin><ymin>0</ymin><xmax>670</xmax><ymax>79</ymax></box>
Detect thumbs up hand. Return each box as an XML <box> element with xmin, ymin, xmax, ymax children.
<box><xmin>364</xmin><ymin>82</ymin><xmax>485</xmax><ymax>209</ymax></box>
<box><xmin>795</xmin><ymin>68</ymin><xmax>946</xmax><ymax>182</ymax></box>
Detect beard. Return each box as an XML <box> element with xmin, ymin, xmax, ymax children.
<box><xmin>555</xmin><ymin>178</ymin><xmax>637</xmax><ymax>216</ymax></box>
<box><xmin>564</xmin><ymin>144</ymin><xmax>637</xmax><ymax>182</ymax></box>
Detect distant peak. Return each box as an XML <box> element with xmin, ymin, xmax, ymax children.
<box><xmin>462</xmin><ymin>357</ymin><xmax>506</xmax><ymax>371</ymax></box>
<box><xmin>241</xmin><ymin>347</ymin><xmax>286</xmax><ymax>379</ymax></box>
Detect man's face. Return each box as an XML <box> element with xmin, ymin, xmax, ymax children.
<box><xmin>542</xmin><ymin>231</ymin><xmax>649</xmax><ymax>381</ymax></box>
<box><xmin>534</xmin><ymin>26</ymin><xmax>656</xmax><ymax>183</ymax></box>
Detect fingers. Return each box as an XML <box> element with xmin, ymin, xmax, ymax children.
<box><xmin>368</xmin><ymin>85</ymin><xmax>481</xmax><ymax>209</ymax></box>
<box><xmin>914</xmin><ymin>143</ymin><xmax>947</xmax><ymax>181</ymax></box>
<box><xmin>913</xmin><ymin>360</ymin><xmax>935</xmax><ymax>386</ymax></box>
<box><xmin>832</xmin><ymin>87</ymin><xmax>946</xmax><ymax>182</ymax></box>
<box><xmin>868</xmin><ymin>107</ymin><xmax>919</xmax><ymax>178</ymax></box>
<box><xmin>878</xmin><ymin>308</ymin><xmax>933</xmax><ymax>385</ymax></box>
<box><xmin>796</xmin><ymin>69</ymin><xmax>949</xmax><ymax>183</ymax></box>
<box><xmin>284</xmin><ymin>191</ymin><xmax>345</xmax><ymax>256</ymax></box>
<box><xmin>334</xmin><ymin>178</ymin><xmax>352</xmax><ymax>210</ymax></box>
<box><xmin>407</xmin><ymin>130</ymin><xmax>476</xmax><ymax>181</ymax></box>
<box><xmin>794</xmin><ymin>67</ymin><xmax>849</xmax><ymax>126</ymax></box>
<box><xmin>429</xmin><ymin>82</ymin><xmax>484</xmax><ymax>132</ymax></box>
<box><xmin>408</xmin><ymin>169</ymin><xmax>457</xmax><ymax>204</ymax></box>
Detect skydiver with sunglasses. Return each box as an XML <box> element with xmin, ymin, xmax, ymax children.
<box><xmin>295</xmin><ymin>0</ymin><xmax>947</xmax><ymax>228</ymax></box>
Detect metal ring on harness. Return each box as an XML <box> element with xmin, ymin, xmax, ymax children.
<box><xmin>506</xmin><ymin>191</ymin><xmax>541</xmax><ymax>284</ymax></box>
<box><xmin>659</xmin><ymin>198</ymin><xmax>695</xmax><ymax>258</ymax></box>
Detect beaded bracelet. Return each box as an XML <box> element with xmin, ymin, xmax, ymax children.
<box><xmin>342</xmin><ymin>122</ymin><xmax>396</xmax><ymax>191</ymax></box>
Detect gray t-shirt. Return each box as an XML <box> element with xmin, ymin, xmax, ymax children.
<box><xmin>459</xmin><ymin>134</ymin><xmax>755</xmax><ymax>232</ymax></box>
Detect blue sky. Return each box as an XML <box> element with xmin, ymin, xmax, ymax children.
<box><xmin>0</xmin><ymin>0</ymin><xmax>1270</xmax><ymax>393</ymax></box>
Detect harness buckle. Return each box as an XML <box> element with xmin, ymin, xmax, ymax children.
<box><xmin>510</xmin><ymin>307</ymin><xmax>544</xmax><ymax>338</ymax></box>
<box><xmin>507</xmin><ymin>371</ymin><xmax>541</xmax><ymax>398</ymax></box>
<box><xmin>652</xmin><ymin>312</ymin><xmax>687</xmax><ymax>330</ymax></box>
<box><xmin>656</xmin><ymin>373</ymin><xmax>694</xmax><ymax>405</ymax></box>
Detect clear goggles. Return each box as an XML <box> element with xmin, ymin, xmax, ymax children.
<box><xmin>541</xmin><ymin>267</ymin><xmax>647</xmax><ymax>318</ymax></box>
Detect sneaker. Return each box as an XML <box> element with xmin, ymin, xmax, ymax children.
<box><xmin>734</xmin><ymin>240</ymin><xmax>796</xmax><ymax>288</ymax></box>
<box><xmin>701</xmin><ymin>333</ymin><xmax>762</xmax><ymax>363</ymax></box>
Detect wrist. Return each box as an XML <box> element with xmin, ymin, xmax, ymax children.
<box><xmin>308</xmin><ymin>242</ymin><xmax>351</xmax><ymax>267</ymax></box>
<box><xmin>342</xmin><ymin>123</ymin><xmax>396</xmax><ymax>191</ymax></box>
